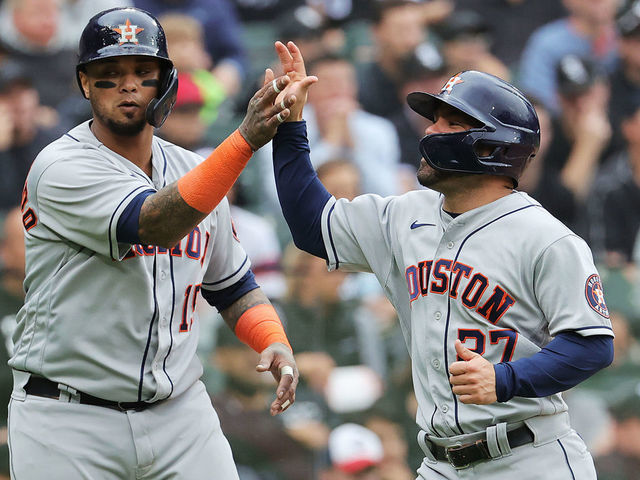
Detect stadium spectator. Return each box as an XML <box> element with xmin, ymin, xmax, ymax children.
<box><xmin>0</xmin><ymin>0</ymin><xmax>79</xmax><ymax>109</ymax></box>
<box><xmin>160</xmin><ymin>13</ymin><xmax>227</xmax><ymax>124</ymax></box>
<box><xmin>594</xmin><ymin>383</ymin><xmax>640</xmax><ymax>479</ymax></box>
<box><xmin>453</xmin><ymin>0</ymin><xmax>567</xmax><ymax>69</ymax></box>
<box><xmin>59</xmin><ymin>0</ymin><xmax>134</xmax><ymax>46</ymax></box>
<box><xmin>518</xmin><ymin>99</ymin><xmax>580</xmax><ymax>229</ymax></box>
<box><xmin>320</xmin><ymin>423</ymin><xmax>385</xmax><ymax>480</ymax></box>
<box><xmin>586</xmin><ymin>98</ymin><xmax>640</xmax><ymax>267</ymax></box>
<box><xmin>303</xmin><ymin>54</ymin><xmax>401</xmax><ymax>197</ymax></box>
<box><xmin>434</xmin><ymin>9</ymin><xmax>510</xmax><ymax>80</ymax></box>
<box><xmin>527</xmin><ymin>54</ymin><xmax>611</xmax><ymax>231</ymax></box>
<box><xmin>134</xmin><ymin>0</ymin><xmax>247</xmax><ymax>96</ymax></box>
<box><xmin>364</xmin><ymin>414</ymin><xmax>415</xmax><ymax>480</ymax></box>
<box><xmin>0</xmin><ymin>62</ymin><xmax>65</xmax><ymax>210</ymax></box>
<box><xmin>158</xmin><ymin>71</ymin><xmax>216</xmax><ymax>151</ymax></box>
<box><xmin>389</xmin><ymin>43</ymin><xmax>448</xmax><ymax>170</ymax></box>
<box><xmin>608</xmin><ymin>0</ymin><xmax>640</xmax><ymax>154</ymax></box>
<box><xmin>356</xmin><ymin>1</ymin><xmax>428</xmax><ymax>119</ymax></box>
<box><xmin>518</xmin><ymin>0</ymin><xmax>619</xmax><ymax>116</ymax></box>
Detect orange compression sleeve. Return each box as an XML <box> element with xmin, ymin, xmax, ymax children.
<box><xmin>177</xmin><ymin>129</ymin><xmax>253</xmax><ymax>213</ymax></box>
<box><xmin>234</xmin><ymin>304</ymin><xmax>292</xmax><ymax>353</ymax></box>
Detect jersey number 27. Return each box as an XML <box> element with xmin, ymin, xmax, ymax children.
<box><xmin>457</xmin><ymin>328</ymin><xmax>518</xmax><ymax>362</ymax></box>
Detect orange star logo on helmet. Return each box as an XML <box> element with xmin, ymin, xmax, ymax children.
<box><xmin>113</xmin><ymin>19</ymin><xmax>144</xmax><ymax>45</ymax></box>
<box><xmin>441</xmin><ymin>74</ymin><xmax>464</xmax><ymax>94</ymax></box>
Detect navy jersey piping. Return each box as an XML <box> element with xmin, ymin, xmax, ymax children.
<box><xmin>443</xmin><ymin>204</ymin><xmax>536</xmax><ymax>434</ymax></box>
<box><xmin>571</xmin><ymin>325</ymin><xmax>613</xmax><ymax>332</ymax></box>
<box><xmin>64</xmin><ymin>133</ymin><xmax>80</xmax><ymax>142</ymax></box>
<box><xmin>159</xmin><ymin>144</ymin><xmax>168</xmax><ymax>187</ymax></box>
<box><xmin>201</xmin><ymin>255</ymin><xmax>249</xmax><ymax>287</ymax></box>
<box><xmin>160</xmin><ymin>255</ymin><xmax>176</xmax><ymax>399</ymax></box>
<box><xmin>138</xmin><ymin>254</ymin><xmax>158</xmax><ymax>401</ymax></box>
<box><xmin>557</xmin><ymin>439</ymin><xmax>576</xmax><ymax>480</ymax></box>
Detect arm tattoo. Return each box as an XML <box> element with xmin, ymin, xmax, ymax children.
<box><xmin>220</xmin><ymin>288</ymin><xmax>271</xmax><ymax>331</ymax></box>
<box><xmin>138</xmin><ymin>182</ymin><xmax>207</xmax><ymax>248</ymax></box>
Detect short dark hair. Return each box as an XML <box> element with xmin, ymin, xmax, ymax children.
<box><xmin>306</xmin><ymin>53</ymin><xmax>352</xmax><ymax>75</ymax></box>
<box><xmin>369</xmin><ymin>0</ymin><xmax>417</xmax><ymax>25</ymax></box>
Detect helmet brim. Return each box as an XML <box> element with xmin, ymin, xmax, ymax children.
<box><xmin>407</xmin><ymin>91</ymin><xmax>490</xmax><ymax>128</ymax></box>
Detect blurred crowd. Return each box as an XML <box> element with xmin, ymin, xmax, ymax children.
<box><xmin>0</xmin><ymin>0</ymin><xmax>640</xmax><ymax>479</ymax></box>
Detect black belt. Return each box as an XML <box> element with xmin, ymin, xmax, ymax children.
<box><xmin>25</xmin><ymin>376</ymin><xmax>156</xmax><ymax>412</ymax></box>
<box><xmin>427</xmin><ymin>425</ymin><xmax>534</xmax><ymax>469</ymax></box>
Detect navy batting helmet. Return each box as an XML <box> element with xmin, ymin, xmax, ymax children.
<box><xmin>407</xmin><ymin>71</ymin><xmax>540</xmax><ymax>187</ymax></box>
<box><xmin>76</xmin><ymin>7</ymin><xmax>178</xmax><ymax>128</ymax></box>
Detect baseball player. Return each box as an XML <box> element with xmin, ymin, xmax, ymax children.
<box><xmin>269</xmin><ymin>42</ymin><xmax>614</xmax><ymax>479</ymax></box>
<box><xmin>8</xmin><ymin>8</ymin><xmax>307</xmax><ymax>480</ymax></box>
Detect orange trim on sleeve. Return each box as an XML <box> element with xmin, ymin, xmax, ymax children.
<box><xmin>177</xmin><ymin>129</ymin><xmax>253</xmax><ymax>213</ymax></box>
<box><xmin>234</xmin><ymin>304</ymin><xmax>292</xmax><ymax>353</ymax></box>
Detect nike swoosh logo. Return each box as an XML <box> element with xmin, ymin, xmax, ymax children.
<box><xmin>410</xmin><ymin>221</ymin><xmax>435</xmax><ymax>229</ymax></box>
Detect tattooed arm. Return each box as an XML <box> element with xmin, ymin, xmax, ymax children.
<box><xmin>131</xmin><ymin>74</ymin><xmax>297</xmax><ymax>248</ymax></box>
<box><xmin>138</xmin><ymin>183</ymin><xmax>206</xmax><ymax>248</ymax></box>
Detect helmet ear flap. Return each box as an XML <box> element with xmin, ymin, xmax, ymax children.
<box><xmin>145</xmin><ymin>67</ymin><xmax>178</xmax><ymax>128</ymax></box>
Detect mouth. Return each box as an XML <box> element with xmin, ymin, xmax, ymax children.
<box><xmin>118</xmin><ymin>100</ymin><xmax>140</xmax><ymax>113</ymax></box>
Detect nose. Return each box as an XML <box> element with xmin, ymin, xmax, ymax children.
<box><xmin>119</xmin><ymin>72</ymin><xmax>138</xmax><ymax>92</ymax></box>
<box><xmin>425</xmin><ymin>118</ymin><xmax>445</xmax><ymax>135</ymax></box>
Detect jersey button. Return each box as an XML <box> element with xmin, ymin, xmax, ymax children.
<box><xmin>434</xmin><ymin>311</ymin><xmax>441</xmax><ymax>320</ymax></box>
<box><xmin>160</xmin><ymin>271</ymin><xmax>167</xmax><ymax>280</ymax></box>
<box><xmin>431</xmin><ymin>359</ymin><xmax>440</xmax><ymax>369</ymax></box>
<box><xmin>441</xmin><ymin>404</ymin><xmax>449</xmax><ymax>413</ymax></box>
<box><xmin>447</xmin><ymin>241</ymin><xmax>454</xmax><ymax>249</ymax></box>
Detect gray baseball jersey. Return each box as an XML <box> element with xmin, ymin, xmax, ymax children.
<box><xmin>319</xmin><ymin>189</ymin><xmax>613</xmax><ymax>436</ymax></box>
<box><xmin>10</xmin><ymin>120</ymin><xmax>250</xmax><ymax>403</ymax></box>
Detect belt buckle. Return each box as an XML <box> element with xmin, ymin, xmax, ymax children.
<box><xmin>445</xmin><ymin>440</ymin><xmax>490</xmax><ymax>470</ymax></box>
<box><xmin>445</xmin><ymin>443</ymin><xmax>469</xmax><ymax>470</ymax></box>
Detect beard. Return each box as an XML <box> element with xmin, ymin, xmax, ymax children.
<box><xmin>90</xmin><ymin>97</ymin><xmax>147</xmax><ymax>137</ymax></box>
<box><xmin>416</xmin><ymin>160</ymin><xmax>454</xmax><ymax>189</ymax></box>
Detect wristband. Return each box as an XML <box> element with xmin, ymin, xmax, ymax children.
<box><xmin>177</xmin><ymin>129</ymin><xmax>253</xmax><ymax>213</ymax></box>
<box><xmin>234</xmin><ymin>304</ymin><xmax>292</xmax><ymax>353</ymax></box>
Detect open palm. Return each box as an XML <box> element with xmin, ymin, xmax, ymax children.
<box><xmin>264</xmin><ymin>41</ymin><xmax>318</xmax><ymax>121</ymax></box>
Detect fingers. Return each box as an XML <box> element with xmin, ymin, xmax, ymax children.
<box><xmin>455</xmin><ymin>339</ymin><xmax>478</xmax><ymax>361</ymax></box>
<box><xmin>448</xmin><ymin>360</ymin><xmax>467</xmax><ymax>376</ymax></box>
<box><xmin>271</xmin><ymin>369</ymin><xmax>297</xmax><ymax>415</ymax></box>
<box><xmin>451</xmin><ymin>384</ymin><xmax>474</xmax><ymax>396</ymax></box>
<box><xmin>264</xmin><ymin>94</ymin><xmax>296</xmax><ymax>127</ymax></box>
<box><xmin>270</xmin><ymin>390</ymin><xmax>295</xmax><ymax>416</ymax></box>
<box><xmin>263</xmin><ymin>68</ymin><xmax>275</xmax><ymax>87</ymax></box>
<box><xmin>275</xmin><ymin>41</ymin><xmax>294</xmax><ymax>71</ymax></box>
<box><xmin>286</xmin><ymin>41</ymin><xmax>307</xmax><ymax>75</ymax></box>
<box><xmin>253</xmin><ymin>74</ymin><xmax>290</xmax><ymax>106</ymax></box>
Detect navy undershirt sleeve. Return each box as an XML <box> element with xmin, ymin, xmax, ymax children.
<box><xmin>494</xmin><ymin>332</ymin><xmax>614</xmax><ymax>402</ymax></box>
<box><xmin>272</xmin><ymin>121</ymin><xmax>331</xmax><ymax>259</ymax></box>
<box><xmin>201</xmin><ymin>270</ymin><xmax>259</xmax><ymax>312</ymax></box>
<box><xmin>116</xmin><ymin>189</ymin><xmax>156</xmax><ymax>244</ymax></box>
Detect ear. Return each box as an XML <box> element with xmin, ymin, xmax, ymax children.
<box><xmin>78</xmin><ymin>70</ymin><xmax>90</xmax><ymax>99</ymax></box>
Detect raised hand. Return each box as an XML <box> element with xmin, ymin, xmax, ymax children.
<box><xmin>449</xmin><ymin>339</ymin><xmax>498</xmax><ymax>404</ymax></box>
<box><xmin>238</xmin><ymin>74</ymin><xmax>296</xmax><ymax>151</ymax></box>
<box><xmin>265</xmin><ymin>41</ymin><xmax>318</xmax><ymax>121</ymax></box>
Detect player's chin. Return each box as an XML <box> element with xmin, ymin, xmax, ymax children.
<box><xmin>107</xmin><ymin>116</ymin><xmax>147</xmax><ymax>136</ymax></box>
<box><xmin>417</xmin><ymin>163</ymin><xmax>444</xmax><ymax>187</ymax></box>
